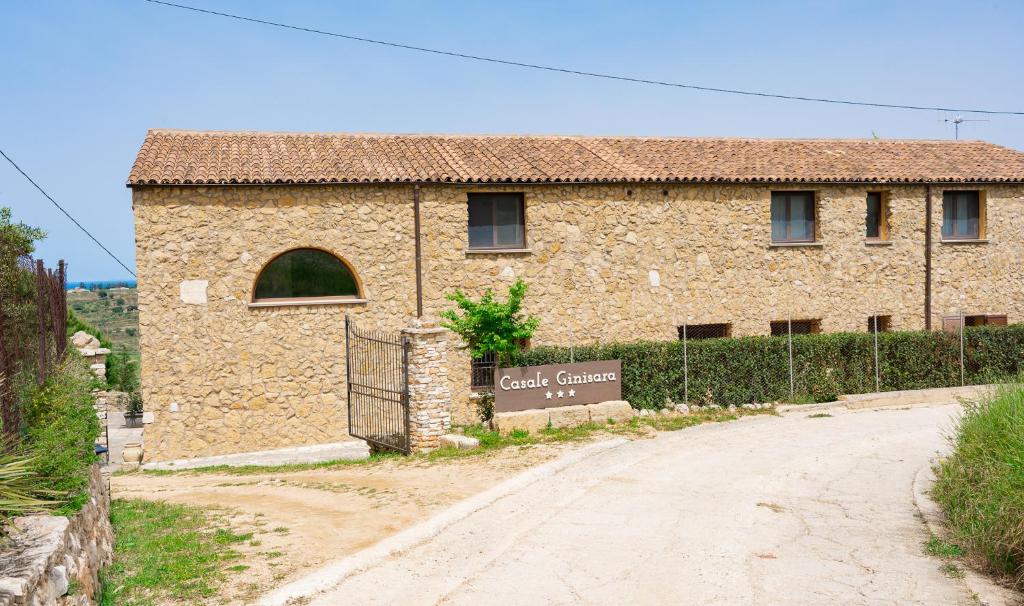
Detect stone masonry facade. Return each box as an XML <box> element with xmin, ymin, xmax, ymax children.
<box><xmin>132</xmin><ymin>181</ymin><xmax>1024</xmax><ymax>462</ymax></box>
<box><xmin>403</xmin><ymin>324</ymin><xmax>453</xmax><ymax>452</ymax></box>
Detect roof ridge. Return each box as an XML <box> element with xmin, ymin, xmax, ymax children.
<box><xmin>143</xmin><ymin>129</ymin><xmax>988</xmax><ymax>145</ymax></box>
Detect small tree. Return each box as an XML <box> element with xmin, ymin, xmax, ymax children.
<box><xmin>440</xmin><ymin>279</ymin><xmax>539</xmax><ymax>362</ymax></box>
<box><xmin>441</xmin><ymin>279</ymin><xmax>539</xmax><ymax>422</ymax></box>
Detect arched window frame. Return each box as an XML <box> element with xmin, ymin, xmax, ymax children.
<box><xmin>248</xmin><ymin>247</ymin><xmax>367</xmax><ymax>308</ymax></box>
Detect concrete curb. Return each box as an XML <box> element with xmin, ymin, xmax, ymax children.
<box><xmin>142</xmin><ymin>441</ymin><xmax>369</xmax><ymax>471</ymax></box>
<box><xmin>258</xmin><ymin>437</ymin><xmax>630</xmax><ymax>606</ymax></box>
<box><xmin>776</xmin><ymin>384</ymin><xmax>997</xmax><ymax>416</ymax></box>
<box><xmin>912</xmin><ymin>463</ymin><xmax>1020</xmax><ymax>606</ymax></box>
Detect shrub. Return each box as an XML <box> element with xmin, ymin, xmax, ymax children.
<box><xmin>22</xmin><ymin>358</ymin><xmax>100</xmax><ymax>514</ymax></box>
<box><xmin>0</xmin><ymin>450</ymin><xmax>53</xmax><ymax>533</ymax></box>
<box><xmin>66</xmin><ymin>310</ymin><xmax>134</xmax><ymax>391</ymax></box>
<box><xmin>932</xmin><ymin>382</ymin><xmax>1024</xmax><ymax>587</ymax></box>
<box><xmin>508</xmin><ymin>325</ymin><xmax>1024</xmax><ymax>409</ymax></box>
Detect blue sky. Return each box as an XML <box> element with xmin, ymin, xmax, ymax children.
<box><xmin>2</xmin><ymin>0</ymin><xmax>1022</xmax><ymax>281</ymax></box>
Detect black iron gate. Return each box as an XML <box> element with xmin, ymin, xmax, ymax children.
<box><xmin>345</xmin><ymin>316</ymin><xmax>411</xmax><ymax>454</ymax></box>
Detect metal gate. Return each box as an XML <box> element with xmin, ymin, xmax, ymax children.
<box><xmin>345</xmin><ymin>316</ymin><xmax>411</xmax><ymax>454</ymax></box>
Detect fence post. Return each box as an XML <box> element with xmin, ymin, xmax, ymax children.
<box><xmin>787</xmin><ymin>313</ymin><xmax>795</xmax><ymax>400</ymax></box>
<box><xmin>682</xmin><ymin>322</ymin><xmax>689</xmax><ymax>406</ymax></box>
<box><xmin>873</xmin><ymin>314</ymin><xmax>880</xmax><ymax>392</ymax></box>
<box><xmin>53</xmin><ymin>260</ymin><xmax>68</xmax><ymax>359</ymax></box>
<box><xmin>959</xmin><ymin>309</ymin><xmax>965</xmax><ymax>387</ymax></box>
<box><xmin>34</xmin><ymin>259</ymin><xmax>48</xmax><ymax>385</ymax></box>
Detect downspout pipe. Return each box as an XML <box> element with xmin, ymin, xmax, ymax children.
<box><xmin>413</xmin><ymin>183</ymin><xmax>424</xmax><ymax>318</ymax></box>
<box><xmin>925</xmin><ymin>184</ymin><xmax>933</xmax><ymax>330</ymax></box>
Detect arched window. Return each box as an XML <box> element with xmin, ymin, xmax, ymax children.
<box><xmin>253</xmin><ymin>248</ymin><xmax>360</xmax><ymax>302</ymax></box>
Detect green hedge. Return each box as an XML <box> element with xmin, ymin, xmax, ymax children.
<box><xmin>508</xmin><ymin>325</ymin><xmax>1024</xmax><ymax>409</ymax></box>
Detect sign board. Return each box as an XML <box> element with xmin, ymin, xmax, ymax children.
<box><xmin>494</xmin><ymin>360</ymin><xmax>622</xmax><ymax>413</ymax></box>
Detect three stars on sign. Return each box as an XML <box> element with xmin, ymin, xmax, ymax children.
<box><xmin>545</xmin><ymin>389</ymin><xmax>577</xmax><ymax>399</ymax></box>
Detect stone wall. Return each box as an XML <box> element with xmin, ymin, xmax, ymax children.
<box><xmin>0</xmin><ymin>466</ymin><xmax>113</xmax><ymax>606</ymax></box>
<box><xmin>403</xmin><ymin>323</ymin><xmax>452</xmax><ymax>452</ymax></box>
<box><xmin>132</xmin><ymin>181</ymin><xmax>1024</xmax><ymax>461</ymax></box>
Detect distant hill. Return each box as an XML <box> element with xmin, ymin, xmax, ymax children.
<box><xmin>67</xmin><ymin>286</ymin><xmax>139</xmax><ymax>359</ymax></box>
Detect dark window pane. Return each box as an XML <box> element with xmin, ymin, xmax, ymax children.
<box><xmin>771</xmin><ymin>191</ymin><xmax>815</xmax><ymax>242</ymax></box>
<box><xmin>943</xmin><ymin>191</ymin><xmax>980</xmax><ymax>239</ymax></box>
<box><xmin>468</xmin><ymin>193</ymin><xmax>525</xmax><ymax>249</ymax></box>
<box><xmin>254</xmin><ymin>249</ymin><xmax>358</xmax><ymax>299</ymax></box>
<box><xmin>866</xmin><ymin>193</ymin><xmax>881</xmax><ymax>238</ymax></box>
<box><xmin>494</xmin><ymin>196</ymin><xmax>523</xmax><ymax>247</ymax></box>
<box><xmin>468</xmin><ymin>197</ymin><xmax>494</xmax><ymax>248</ymax></box>
<box><xmin>770</xmin><ymin>194</ymin><xmax>788</xmax><ymax>241</ymax></box>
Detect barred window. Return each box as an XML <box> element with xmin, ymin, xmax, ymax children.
<box><xmin>471</xmin><ymin>351</ymin><xmax>497</xmax><ymax>391</ymax></box>
<box><xmin>677</xmin><ymin>323</ymin><xmax>731</xmax><ymax>340</ymax></box>
<box><xmin>770</xmin><ymin>319</ymin><xmax>821</xmax><ymax>336</ymax></box>
<box><xmin>867</xmin><ymin>315</ymin><xmax>891</xmax><ymax>333</ymax></box>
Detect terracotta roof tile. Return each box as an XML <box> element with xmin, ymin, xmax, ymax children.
<box><xmin>127</xmin><ymin>130</ymin><xmax>1024</xmax><ymax>185</ymax></box>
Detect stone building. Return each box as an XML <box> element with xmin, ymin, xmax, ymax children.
<box><xmin>128</xmin><ymin>130</ymin><xmax>1024</xmax><ymax>461</ymax></box>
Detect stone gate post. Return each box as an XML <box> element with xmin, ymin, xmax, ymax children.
<box><xmin>402</xmin><ymin>321</ymin><xmax>452</xmax><ymax>452</ymax></box>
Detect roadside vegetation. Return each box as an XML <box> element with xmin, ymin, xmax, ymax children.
<box><xmin>932</xmin><ymin>381</ymin><xmax>1024</xmax><ymax>588</ymax></box>
<box><xmin>1</xmin><ymin>208</ymin><xmax>101</xmax><ymax>533</ymax></box>
<box><xmin>99</xmin><ymin>499</ymin><xmax>252</xmax><ymax>606</ymax></box>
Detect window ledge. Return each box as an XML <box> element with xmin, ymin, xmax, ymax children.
<box><xmin>248</xmin><ymin>297</ymin><xmax>368</xmax><ymax>308</ymax></box>
<box><xmin>940</xmin><ymin>238</ymin><xmax>989</xmax><ymax>244</ymax></box>
<box><xmin>768</xmin><ymin>242</ymin><xmax>823</xmax><ymax>248</ymax></box>
<box><xmin>465</xmin><ymin>248</ymin><xmax>532</xmax><ymax>255</ymax></box>
<box><xmin>864</xmin><ymin>240</ymin><xmax>894</xmax><ymax>246</ymax></box>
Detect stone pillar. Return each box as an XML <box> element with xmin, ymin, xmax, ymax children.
<box><xmin>402</xmin><ymin>322</ymin><xmax>452</xmax><ymax>453</ymax></box>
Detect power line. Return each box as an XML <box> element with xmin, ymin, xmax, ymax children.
<box><xmin>143</xmin><ymin>0</ymin><xmax>1024</xmax><ymax>117</ymax></box>
<box><xmin>0</xmin><ymin>148</ymin><xmax>136</xmax><ymax>277</ymax></box>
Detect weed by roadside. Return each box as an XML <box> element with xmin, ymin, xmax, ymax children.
<box><xmin>99</xmin><ymin>499</ymin><xmax>252</xmax><ymax>606</ymax></box>
<box><xmin>932</xmin><ymin>381</ymin><xmax>1024</xmax><ymax>588</ymax></box>
<box><xmin>807</xmin><ymin>413</ymin><xmax>833</xmax><ymax>418</ymax></box>
<box><xmin>924</xmin><ymin>535</ymin><xmax>966</xmax><ymax>559</ymax></box>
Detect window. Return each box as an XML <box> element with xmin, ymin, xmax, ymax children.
<box><xmin>942</xmin><ymin>191</ymin><xmax>982</xmax><ymax>240</ymax></box>
<box><xmin>253</xmin><ymin>248</ymin><xmax>360</xmax><ymax>302</ymax></box>
<box><xmin>471</xmin><ymin>351</ymin><xmax>497</xmax><ymax>391</ymax></box>
<box><xmin>770</xmin><ymin>319</ymin><xmax>821</xmax><ymax>336</ymax></box>
<box><xmin>942</xmin><ymin>314</ymin><xmax>1008</xmax><ymax>333</ymax></box>
<box><xmin>867</xmin><ymin>315</ymin><xmax>891</xmax><ymax>333</ymax></box>
<box><xmin>770</xmin><ymin>191</ymin><xmax>816</xmax><ymax>243</ymax></box>
<box><xmin>865</xmin><ymin>192</ymin><xmax>888</xmax><ymax>240</ymax></box>
<box><xmin>677</xmin><ymin>323</ymin><xmax>731</xmax><ymax>340</ymax></box>
<box><xmin>468</xmin><ymin>193</ymin><xmax>525</xmax><ymax>249</ymax></box>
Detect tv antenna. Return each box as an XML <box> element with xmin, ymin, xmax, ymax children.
<box><xmin>944</xmin><ymin>114</ymin><xmax>990</xmax><ymax>140</ymax></box>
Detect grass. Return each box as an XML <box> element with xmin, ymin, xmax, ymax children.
<box><xmin>940</xmin><ymin>562</ymin><xmax>966</xmax><ymax>580</ymax></box>
<box><xmin>932</xmin><ymin>381</ymin><xmax>1024</xmax><ymax>588</ymax></box>
<box><xmin>924</xmin><ymin>535</ymin><xmax>966</xmax><ymax>559</ymax></box>
<box><xmin>99</xmin><ymin>499</ymin><xmax>252</xmax><ymax>606</ymax></box>
<box><xmin>807</xmin><ymin>413</ymin><xmax>833</xmax><ymax>418</ymax></box>
<box><xmin>125</xmin><ymin>406</ymin><xmax>775</xmax><ymax>477</ymax></box>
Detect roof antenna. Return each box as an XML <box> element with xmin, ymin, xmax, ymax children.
<box><xmin>944</xmin><ymin>114</ymin><xmax>990</xmax><ymax>140</ymax></box>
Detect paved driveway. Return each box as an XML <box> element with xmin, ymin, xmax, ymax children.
<box><xmin>309</xmin><ymin>404</ymin><xmax>973</xmax><ymax>605</ymax></box>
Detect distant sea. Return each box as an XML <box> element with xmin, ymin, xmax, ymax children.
<box><xmin>68</xmin><ymin>280</ymin><xmax>137</xmax><ymax>290</ymax></box>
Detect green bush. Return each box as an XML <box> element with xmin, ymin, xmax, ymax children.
<box><xmin>933</xmin><ymin>382</ymin><xmax>1024</xmax><ymax>587</ymax></box>
<box><xmin>508</xmin><ymin>325</ymin><xmax>1024</xmax><ymax>409</ymax></box>
<box><xmin>0</xmin><ymin>450</ymin><xmax>53</xmax><ymax>532</ymax></box>
<box><xmin>22</xmin><ymin>358</ymin><xmax>101</xmax><ymax>514</ymax></box>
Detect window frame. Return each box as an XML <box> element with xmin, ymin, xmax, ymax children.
<box><xmin>865</xmin><ymin>192</ymin><xmax>889</xmax><ymax>241</ymax></box>
<box><xmin>249</xmin><ymin>247</ymin><xmax>365</xmax><ymax>308</ymax></box>
<box><xmin>467</xmin><ymin>193</ymin><xmax>528</xmax><ymax>251</ymax></box>
<box><xmin>867</xmin><ymin>315</ymin><xmax>891</xmax><ymax>333</ymax></box>
<box><xmin>770</xmin><ymin>191</ymin><xmax>817</xmax><ymax>244</ymax></box>
<box><xmin>677</xmin><ymin>323</ymin><xmax>731</xmax><ymax>340</ymax></box>
<box><xmin>941</xmin><ymin>190</ymin><xmax>984</xmax><ymax>241</ymax></box>
<box><xmin>770</xmin><ymin>319</ymin><xmax>821</xmax><ymax>336</ymax></box>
